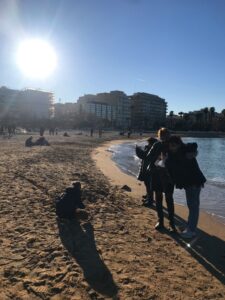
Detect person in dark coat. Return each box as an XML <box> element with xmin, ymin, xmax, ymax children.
<box><xmin>40</xmin><ymin>127</ymin><xmax>45</xmax><ymax>136</ymax></box>
<box><xmin>98</xmin><ymin>128</ymin><xmax>102</xmax><ymax>138</ymax></box>
<box><xmin>166</xmin><ymin>136</ymin><xmax>206</xmax><ymax>239</ymax></box>
<box><xmin>136</xmin><ymin>137</ymin><xmax>157</xmax><ymax>206</ymax></box>
<box><xmin>56</xmin><ymin>182</ymin><xmax>85</xmax><ymax>219</ymax></box>
<box><xmin>25</xmin><ymin>136</ymin><xmax>34</xmax><ymax>147</ymax></box>
<box><xmin>34</xmin><ymin>136</ymin><xmax>50</xmax><ymax>146</ymax></box>
<box><xmin>63</xmin><ymin>132</ymin><xmax>70</xmax><ymax>137</ymax></box>
<box><xmin>144</xmin><ymin>128</ymin><xmax>176</xmax><ymax>232</ymax></box>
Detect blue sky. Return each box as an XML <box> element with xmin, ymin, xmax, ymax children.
<box><xmin>0</xmin><ymin>0</ymin><xmax>225</xmax><ymax>113</ymax></box>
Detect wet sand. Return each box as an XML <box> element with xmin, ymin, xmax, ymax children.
<box><xmin>0</xmin><ymin>133</ymin><xmax>225</xmax><ymax>300</ymax></box>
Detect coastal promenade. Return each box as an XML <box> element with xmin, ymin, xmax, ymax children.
<box><xmin>0</xmin><ymin>132</ymin><xmax>224</xmax><ymax>299</ymax></box>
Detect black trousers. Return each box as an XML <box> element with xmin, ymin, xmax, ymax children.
<box><xmin>144</xmin><ymin>178</ymin><xmax>153</xmax><ymax>200</ymax></box>
<box><xmin>155</xmin><ymin>184</ymin><xmax>175</xmax><ymax>226</ymax></box>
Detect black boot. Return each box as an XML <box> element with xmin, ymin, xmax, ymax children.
<box><xmin>155</xmin><ymin>221</ymin><xmax>165</xmax><ymax>230</ymax></box>
<box><xmin>142</xmin><ymin>197</ymin><xmax>153</xmax><ymax>207</ymax></box>
<box><xmin>169</xmin><ymin>221</ymin><xmax>177</xmax><ymax>233</ymax></box>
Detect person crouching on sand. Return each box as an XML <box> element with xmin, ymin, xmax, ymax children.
<box><xmin>56</xmin><ymin>182</ymin><xmax>85</xmax><ymax>219</ymax></box>
<box><xmin>136</xmin><ymin>137</ymin><xmax>157</xmax><ymax>206</ymax></box>
<box><xmin>166</xmin><ymin>136</ymin><xmax>206</xmax><ymax>239</ymax></box>
<box><xmin>144</xmin><ymin>128</ymin><xmax>176</xmax><ymax>232</ymax></box>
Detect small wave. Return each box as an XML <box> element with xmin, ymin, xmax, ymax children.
<box><xmin>205</xmin><ymin>212</ymin><xmax>225</xmax><ymax>225</ymax></box>
<box><xmin>207</xmin><ymin>179</ymin><xmax>225</xmax><ymax>189</ymax></box>
<box><xmin>126</xmin><ymin>169</ymin><xmax>138</xmax><ymax>177</ymax></box>
<box><xmin>107</xmin><ymin>148</ymin><xmax>114</xmax><ymax>153</ymax></box>
<box><xmin>108</xmin><ymin>146</ymin><xmax>121</xmax><ymax>154</ymax></box>
<box><xmin>208</xmin><ymin>177</ymin><xmax>225</xmax><ymax>184</ymax></box>
<box><xmin>112</xmin><ymin>162</ymin><xmax>137</xmax><ymax>178</ymax></box>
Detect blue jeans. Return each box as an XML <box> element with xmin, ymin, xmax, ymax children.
<box><xmin>185</xmin><ymin>186</ymin><xmax>201</xmax><ymax>232</ymax></box>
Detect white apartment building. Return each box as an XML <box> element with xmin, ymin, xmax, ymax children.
<box><xmin>131</xmin><ymin>93</ymin><xmax>167</xmax><ymax>129</ymax></box>
<box><xmin>77</xmin><ymin>91</ymin><xmax>131</xmax><ymax>128</ymax></box>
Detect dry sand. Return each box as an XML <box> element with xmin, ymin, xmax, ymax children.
<box><xmin>0</xmin><ymin>133</ymin><xmax>224</xmax><ymax>300</ymax></box>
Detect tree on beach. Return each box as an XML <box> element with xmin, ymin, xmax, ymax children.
<box><xmin>196</xmin><ymin>111</ymin><xmax>203</xmax><ymax>125</ymax></box>
<box><xmin>221</xmin><ymin>109</ymin><xmax>225</xmax><ymax>118</ymax></box>
<box><xmin>203</xmin><ymin>107</ymin><xmax>209</xmax><ymax>124</ymax></box>
<box><xmin>178</xmin><ymin>112</ymin><xmax>184</xmax><ymax>118</ymax></box>
<box><xmin>183</xmin><ymin>113</ymin><xmax>190</xmax><ymax>122</ymax></box>
<box><xmin>209</xmin><ymin>107</ymin><xmax>215</xmax><ymax>123</ymax></box>
<box><xmin>169</xmin><ymin>111</ymin><xmax>174</xmax><ymax>129</ymax></box>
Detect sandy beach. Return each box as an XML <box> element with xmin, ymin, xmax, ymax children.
<box><xmin>0</xmin><ymin>133</ymin><xmax>225</xmax><ymax>300</ymax></box>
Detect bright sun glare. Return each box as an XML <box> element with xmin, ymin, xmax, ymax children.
<box><xmin>16</xmin><ymin>39</ymin><xmax>57</xmax><ymax>79</ymax></box>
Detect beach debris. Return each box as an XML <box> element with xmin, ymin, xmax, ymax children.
<box><xmin>121</xmin><ymin>185</ymin><xmax>132</xmax><ymax>192</ymax></box>
<box><xmin>63</xmin><ymin>132</ymin><xmax>70</xmax><ymax>137</ymax></box>
<box><xmin>73</xmin><ymin>172</ymin><xmax>81</xmax><ymax>177</ymax></box>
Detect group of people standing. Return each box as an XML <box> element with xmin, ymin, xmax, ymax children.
<box><xmin>90</xmin><ymin>128</ymin><xmax>103</xmax><ymax>138</ymax></box>
<box><xmin>136</xmin><ymin>128</ymin><xmax>206</xmax><ymax>239</ymax></box>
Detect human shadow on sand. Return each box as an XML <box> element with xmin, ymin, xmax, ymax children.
<box><xmin>149</xmin><ymin>204</ymin><xmax>225</xmax><ymax>285</ymax></box>
<box><xmin>57</xmin><ymin>217</ymin><xmax>118</xmax><ymax>298</ymax></box>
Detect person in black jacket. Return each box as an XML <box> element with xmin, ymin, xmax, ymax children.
<box><xmin>167</xmin><ymin>136</ymin><xmax>206</xmax><ymax>239</ymax></box>
<box><xmin>56</xmin><ymin>182</ymin><xmax>85</xmax><ymax>219</ymax></box>
<box><xmin>144</xmin><ymin>128</ymin><xmax>176</xmax><ymax>232</ymax></box>
<box><xmin>25</xmin><ymin>136</ymin><xmax>34</xmax><ymax>147</ymax></box>
<box><xmin>136</xmin><ymin>137</ymin><xmax>157</xmax><ymax>206</ymax></box>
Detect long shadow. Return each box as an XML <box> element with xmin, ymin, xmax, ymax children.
<box><xmin>147</xmin><ymin>204</ymin><xmax>225</xmax><ymax>285</ymax></box>
<box><xmin>57</xmin><ymin>218</ymin><xmax>118</xmax><ymax>298</ymax></box>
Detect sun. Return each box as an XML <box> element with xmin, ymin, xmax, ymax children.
<box><xmin>16</xmin><ymin>39</ymin><xmax>57</xmax><ymax>79</ymax></box>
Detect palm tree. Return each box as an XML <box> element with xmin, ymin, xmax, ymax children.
<box><xmin>169</xmin><ymin>111</ymin><xmax>174</xmax><ymax>129</ymax></box>
<box><xmin>221</xmin><ymin>109</ymin><xmax>225</xmax><ymax>118</ymax></box>
<box><xmin>196</xmin><ymin>112</ymin><xmax>202</xmax><ymax>122</ymax></box>
<box><xmin>209</xmin><ymin>107</ymin><xmax>215</xmax><ymax>122</ymax></box>
<box><xmin>195</xmin><ymin>111</ymin><xmax>204</xmax><ymax>130</ymax></box>
<box><xmin>169</xmin><ymin>111</ymin><xmax>174</xmax><ymax>117</ymax></box>
<box><xmin>203</xmin><ymin>107</ymin><xmax>209</xmax><ymax>123</ymax></box>
<box><xmin>178</xmin><ymin>111</ymin><xmax>184</xmax><ymax>118</ymax></box>
<box><xmin>183</xmin><ymin>113</ymin><xmax>190</xmax><ymax>121</ymax></box>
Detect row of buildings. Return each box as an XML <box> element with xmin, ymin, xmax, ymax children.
<box><xmin>56</xmin><ymin>91</ymin><xmax>167</xmax><ymax>129</ymax></box>
<box><xmin>0</xmin><ymin>86</ymin><xmax>54</xmax><ymax>123</ymax></box>
<box><xmin>0</xmin><ymin>86</ymin><xmax>167</xmax><ymax>129</ymax></box>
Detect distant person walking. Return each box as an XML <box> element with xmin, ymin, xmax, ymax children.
<box><xmin>98</xmin><ymin>128</ymin><xmax>102</xmax><ymax>138</ymax></box>
<box><xmin>90</xmin><ymin>128</ymin><xmax>94</xmax><ymax>137</ymax></box>
<box><xmin>136</xmin><ymin>137</ymin><xmax>157</xmax><ymax>206</ymax></box>
<box><xmin>49</xmin><ymin>127</ymin><xmax>55</xmax><ymax>135</ymax></box>
<box><xmin>40</xmin><ymin>127</ymin><xmax>45</xmax><ymax>136</ymax></box>
<box><xmin>166</xmin><ymin>136</ymin><xmax>206</xmax><ymax>238</ymax></box>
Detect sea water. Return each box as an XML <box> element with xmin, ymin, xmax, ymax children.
<box><xmin>109</xmin><ymin>138</ymin><xmax>225</xmax><ymax>224</ymax></box>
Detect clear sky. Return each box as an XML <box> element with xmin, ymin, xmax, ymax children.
<box><xmin>0</xmin><ymin>0</ymin><xmax>225</xmax><ymax>113</ymax></box>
